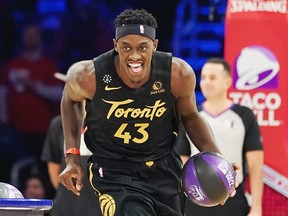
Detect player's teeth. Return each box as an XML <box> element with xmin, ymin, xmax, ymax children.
<box><xmin>129</xmin><ymin>63</ymin><xmax>141</xmax><ymax>68</ymax></box>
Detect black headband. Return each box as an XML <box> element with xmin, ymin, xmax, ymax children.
<box><xmin>115</xmin><ymin>24</ymin><xmax>156</xmax><ymax>41</ymax></box>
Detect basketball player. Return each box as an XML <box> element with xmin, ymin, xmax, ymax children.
<box><xmin>175</xmin><ymin>58</ymin><xmax>264</xmax><ymax>216</ymax></box>
<box><xmin>58</xmin><ymin>9</ymin><xmax>236</xmax><ymax>216</ymax></box>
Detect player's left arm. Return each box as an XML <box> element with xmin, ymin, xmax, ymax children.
<box><xmin>171</xmin><ymin>57</ymin><xmax>238</xmax><ymax>201</ymax></box>
<box><xmin>246</xmin><ymin>150</ymin><xmax>264</xmax><ymax>216</ymax></box>
<box><xmin>171</xmin><ymin>57</ymin><xmax>219</xmax><ymax>153</ymax></box>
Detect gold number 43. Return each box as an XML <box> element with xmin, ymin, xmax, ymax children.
<box><xmin>114</xmin><ymin>123</ymin><xmax>149</xmax><ymax>144</ymax></box>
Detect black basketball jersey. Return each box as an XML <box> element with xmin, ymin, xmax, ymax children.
<box><xmin>84</xmin><ymin>49</ymin><xmax>176</xmax><ymax>162</ymax></box>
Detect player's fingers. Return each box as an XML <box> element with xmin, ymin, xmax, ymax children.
<box><xmin>235</xmin><ymin>178</ymin><xmax>239</xmax><ymax>188</ymax></box>
<box><xmin>231</xmin><ymin>162</ymin><xmax>240</xmax><ymax>171</ymax></box>
<box><xmin>76</xmin><ymin>180</ymin><xmax>83</xmax><ymax>192</ymax></box>
<box><xmin>221</xmin><ymin>187</ymin><xmax>237</xmax><ymax>206</ymax></box>
<box><xmin>58</xmin><ymin>173</ymin><xmax>67</xmax><ymax>187</ymax></box>
<box><xmin>229</xmin><ymin>188</ymin><xmax>237</xmax><ymax>197</ymax></box>
<box><xmin>231</xmin><ymin>162</ymin><xmax>240</xmax><ymax>189</ymax></box>
<box><xmin>64</xmin><ymin>174</ymin><xmax>80</xmax><ymax>196</ymax></box>
<box><xmin>75</xmin><ymin>169</ymin><xmax>83</xmax><ymax>192</ymax></box>
<box><xmin>58</xmin><ymin>174</ymin><xmax>80</xmax><ymax>196</ymax></box>
<box><xmin>220</xmin><ymin>196</ymin><xmax>229</xmax><ymax>205</ymax></box>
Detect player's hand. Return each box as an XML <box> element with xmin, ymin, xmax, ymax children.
<box><xmin>220</xmin><ymin>162</ymin><xmax>240</xmax><ymax>205</ymax></box>
<box><xmin>230</xmin><ymin>162</ymin><xmax>240</xmax><ymax>195</ymax></box>
<box><xmin>58</xmin><ymin>154</ymin><xmax>84</xmax><ymax>196</ymax></box>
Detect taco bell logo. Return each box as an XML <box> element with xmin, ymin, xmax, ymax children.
<box><xmin>234</xmin><ymin>46</ymin><xmax>279</xmax><ymax>90</ymax></box>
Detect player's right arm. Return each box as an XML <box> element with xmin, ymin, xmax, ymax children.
<box><xmin>58</xmin><ymin>60</ymin><xmax>96</xmax><ymax>195</ymax></box>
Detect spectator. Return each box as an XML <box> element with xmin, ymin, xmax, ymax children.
<box><xmin>21</xmin><ymin>175</ymin><xmax>46</xmax><ymax>199</ymax></box>
<box><xmin>0</xmin><ymin>24</ymin><xmax>63</xmax><ymax>160</ymax></box>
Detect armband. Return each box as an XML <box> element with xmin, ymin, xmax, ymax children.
<box><xmin>65</xmin><ymin>148</ymin><xmax>80</xmax><ymax>157</ymax></box>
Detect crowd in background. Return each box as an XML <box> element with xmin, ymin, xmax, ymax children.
<box><xmin>0</xmin><ymin>0</ymin><xmax>179</xmax><ymax>71</ymax></box>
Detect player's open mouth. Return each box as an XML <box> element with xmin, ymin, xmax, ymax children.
<box><xmin>128</xmin><ymin>62</ymin><xmax>143</xmax><ymax>74</ymax></box>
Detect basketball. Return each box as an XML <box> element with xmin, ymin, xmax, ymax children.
<box><xmin>0</xmin><ymin>182</ymin><xmax>24</xmax><ymax>198</ymax></box>
<box><xmin>182</xmin><ymin>151</ymin><xmax>236</xmax><ymax>207</ymax></box>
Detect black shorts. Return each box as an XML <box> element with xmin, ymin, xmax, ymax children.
<box><xmin>87</xmin><ymin>151</ymin><xmax>185</xmax><ymax>216</ymax></box>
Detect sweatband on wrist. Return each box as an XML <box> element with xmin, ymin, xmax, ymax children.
<box><xmin>65</xmin><ymin>148</ymin><xmax>80</xmax><ymax>157</ymax></box>
<box><xmin>115</xmin><ymin>24</ymin><xmax>156</xmax><ymax>41</ymax></box>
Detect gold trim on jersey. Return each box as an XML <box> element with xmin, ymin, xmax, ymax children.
<box><xmin>102</xmin><ymin>99</ymin><xmax>167</xmax><ymax>120</ymax></box>
<box><xmin>145</xmin><ymin>161</ymin><xmax>154</xmax><ymax>167</ymax></box>
<box><xmin>99</xmin><ymin>194</ymin><xmax>116</xmax><ymax>216</ymax></box>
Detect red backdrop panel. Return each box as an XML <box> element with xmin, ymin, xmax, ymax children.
<box><xmin>225</xmin><ymin>1</ymin><xmax>288</xmax><ymax>214</ymax></box>
<box><xmin>225</xmin><ymin>0</ymin><xmax>288</xmax><ymax>179</ymax></box>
